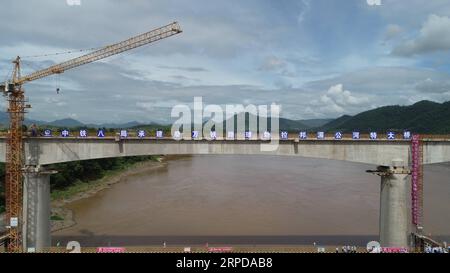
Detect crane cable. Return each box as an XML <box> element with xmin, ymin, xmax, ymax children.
<box><xmin>2</xmin><ymin>66</ymin><xmax>13</xmax><ymax>83</ymax></box>
<box><xmin>3</xmin><ymin>47</ymin><xmax>87</xmax><ymax>87</ymax></box>
<box><xmin>21</xmin><ymin>60</ymin><xmax>45</xmax><ymax>72</ymax></box>
<box><xmin>20</xmin><ymin>46</ymin><xmax>103</xmax><ymax>59</ymax></box>
<box><xmin>21</xmin><ymin>60</ymin><xmax>62</xmax><ymax>93</ymax></box>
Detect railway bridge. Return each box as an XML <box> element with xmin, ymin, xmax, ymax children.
<box><xmin>1</xmin><ymin>136</ymin><xmax>450</xmax><ymax>251</ymax></box>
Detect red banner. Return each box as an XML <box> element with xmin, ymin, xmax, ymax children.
<box><xmin>411</xmin><ymin>135</ymin><xmax>420</xmax><ymax>226</ymax></box>
<box><xmin>381</xmin><ymin>247</ymin><xmax>409</xmax><ymax>253</ymax></box>
<box><xmin>96</xmin><ymin>247</ymin><xmax>126</xmax><ymax>253</ymax></box>
<box><xmin>208</xmin><ymin>247</ymin><xmax>233</xmax><ymax>253</ymax></box>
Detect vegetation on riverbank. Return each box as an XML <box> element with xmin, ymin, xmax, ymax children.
<box><xmin>50</xmin><ymin>156</ymin><xmax>160</xmax><ymax>200</ymax></box>
<box><xmin>0</xmin><ymin>156</ymin><xmax>160</xmax><ymax>213</ymax></box>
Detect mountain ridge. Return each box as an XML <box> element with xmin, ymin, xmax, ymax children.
<box><xmin>0</xmin><ymin>100</ymin><xmax>448</xmax><ymax>134</ymax></box>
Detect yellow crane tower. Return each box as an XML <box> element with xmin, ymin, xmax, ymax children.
<box><xmin>0</xmin><ymin>22</ymin><xmax>182</xmax><ymax>252</ymax></box>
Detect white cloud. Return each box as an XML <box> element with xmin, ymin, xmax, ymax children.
<box><xmin>366</xmin><ymin>0</ymin><xmax>382</xmax><ymax>6</ymax></box>
<box><xmin>393</xmin><ymin>14</ymin><xmax>450</xmax><ymax>56</ymax></box>
<box><xmin>297</xmin><ymin>0</ymin><xmax>311</xmax><ymax>23</ymax></box>
<box><xmin>307</xmin><ymin>66</ymin><xmax>450</xmax><ymax>96</ymax></box>
<box><xmin>259</xmin><ymin>56</ymin><xmax>286</xmax><ymax>71</ymax></box>
<box><xmin>384</xmin><ymin>24</ymin><xmax>403</xmax><ymax>41</ymax></box>
<box><xmin>319</xmin><ymin>84</ymin><xmax>370</xmax><ymax>114</ymax></box>
<box><xmin>136</xmin><ymin>100</ymin><xmax>190</xmax><ymax>112</ymax></box>
<box><xmin>415</xmin><ymin>77</ymin><xmax>450</xmax><ymax>93</ymax></box>
<box><xmin>44</xmin><ymin>97</ymin><xmax>67</xmax><ymax>106</ymax></box>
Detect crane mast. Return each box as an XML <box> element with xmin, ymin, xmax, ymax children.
<box><xmin>1</xmin><ymin>22</ymin><xmax>182</xmax><ymax>252</ymax></box>
<box><xmin>3</xmin><ymin>58</ymin><xmax>28</xmax><ymax>253</ymax></box>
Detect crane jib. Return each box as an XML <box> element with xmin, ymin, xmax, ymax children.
<box><xmin>16</xmin><ymin>21</ymin><xmax>182</xmax><ymax>85</ymax></box>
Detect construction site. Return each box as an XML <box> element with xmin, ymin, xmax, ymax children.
<box><xmin>0</xmin><ymin>1</ymin><xmax>450</xmax><ymax>258</ymax></box>
<box><xmin>0</xmin><ymin>22</ymin><xmax>183</xmax><ymax>252</ymax></box>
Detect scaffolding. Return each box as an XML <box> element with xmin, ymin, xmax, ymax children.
<box><xmin>411</xmin><ymin>134</ymin><xmax>424</xmax><ymax>232</ymax></box>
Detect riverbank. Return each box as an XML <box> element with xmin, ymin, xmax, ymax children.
<box><xmin>50</xmin><ymin>156</ymin><xmax>168</xmax><ymax>232</ymax></box>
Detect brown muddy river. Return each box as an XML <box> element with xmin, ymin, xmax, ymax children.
<box><xmin>53</xmin><ymin>156</ymin><xmax>450</xmax><ymax>246</ymax></box>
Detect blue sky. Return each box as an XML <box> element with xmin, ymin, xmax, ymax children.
<box><xmin>1</xmin><ymin>0</ymin><xmax>450</xmax><ymax>123</ymax></box>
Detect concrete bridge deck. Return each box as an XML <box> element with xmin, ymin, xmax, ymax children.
<box><xmin>0</xmin><ymin>137</ymin><xmax>449</xmax><ymax>166</ymax></box>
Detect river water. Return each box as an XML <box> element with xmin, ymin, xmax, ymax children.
<box><xmin>52</xmin><ymin>156</ymin><xmax>450</xmax><ymax>246</ymax></box>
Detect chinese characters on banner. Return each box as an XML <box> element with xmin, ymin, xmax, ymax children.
<box><xmin>36</xmin><ymin>129</ymin><xmax>414</xmax><ymax>142</ymax></box>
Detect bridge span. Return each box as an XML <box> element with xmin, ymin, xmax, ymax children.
<box><xmin>0</xmin><ymin>137</ymin><xmax>449</xmax><ymax>166</ymax></box>
<box><xmin>0</xmin><ymin>137</ymin><xmax>449</xmax><ymax>252</ymax></box>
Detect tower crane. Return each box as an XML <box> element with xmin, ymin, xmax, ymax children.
<box><xmin>0</xmin><ymin>21</ymin><xmax>182</xmax><ymax>252</ymax></box>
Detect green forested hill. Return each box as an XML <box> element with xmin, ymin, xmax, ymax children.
<box><xmin>321</xmin><ymin>100</ymin><xmax>450</xmax><ymax>133</ymax></box>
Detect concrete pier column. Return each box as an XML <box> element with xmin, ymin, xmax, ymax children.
<box><xmin>379</xmin><ymin>159</ymin><xmax>409</xmax><ymax>248</ymax></box>
<box><xmin>22</xmin><ymin>167</ymin><xmax>55</xmax><ymax>252</ymax></box>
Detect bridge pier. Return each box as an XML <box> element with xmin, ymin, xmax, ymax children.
<box><xmin>22</xmin><ymin>167</ymin><xmax>55</xmax><ymax>252</ymax></box>
<box><xmin>379</xmin><ymin>159</ymin><xmax>410</xmax><ymax>248</ymax></box>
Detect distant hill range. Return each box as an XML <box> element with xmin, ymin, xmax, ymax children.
<box><xmin>0</xmin><ymin>100</ymin><xmax>448</xmax><ymax>133</ymax></box>
<box><xmin>319</xmin><ymin>100</ymin><xmax>450</xmax><ymax>134</ymax></box>
<box><xmin>0</xmin><ymin>113</ymin><xmax>145</xmax><ymax>129</ymax></box>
